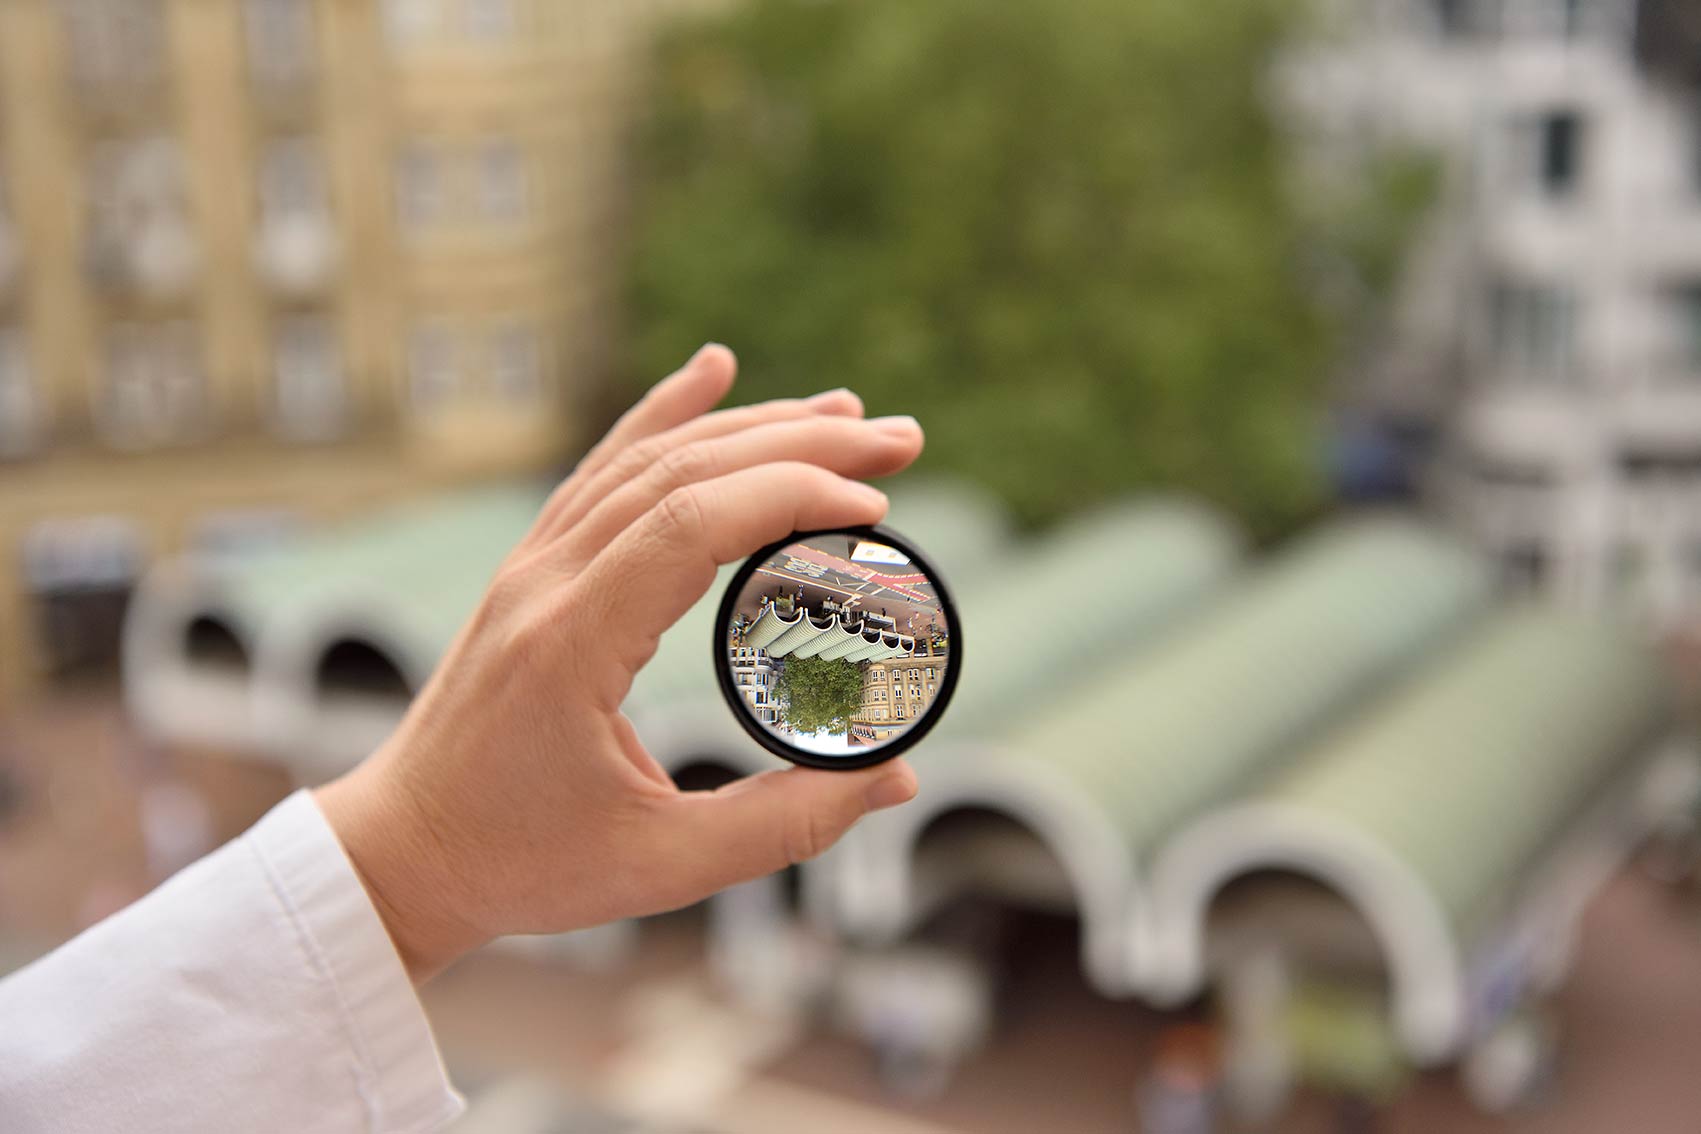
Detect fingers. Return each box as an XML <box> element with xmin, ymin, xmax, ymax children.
<box><xmin>651</xmin><ymin>760</ymin><xmax>919</xmax><ymax>901</ymax></box>
<box><xmin>557</xmin><ymin>414</ymin><xmax>922</xmax><ymax>567</ymax></box>
<box><xmin>571</xmin><ymin>462</ymin><xmax>891</xmax><ymax>694</ymax></box>
<box><xmin>535</xmin><ymin>344</ymin><xmax>737</xmax><ymax>538</ymax></box>
<box><xmin>534</xmin><ymin>387</ymin><xmax>868</xmax><ymax>546</ymax></box>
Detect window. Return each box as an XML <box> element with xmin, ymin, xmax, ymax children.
<box><xmin>1509</xmin><ymin>111</ymin><xmax>1585</xmax><ymax>199</ymax></box>
<box><xmin>1690</xmin><ymin>103</ymin><xmax>1701</xmax><ymax>198</ymax></box>
<box><xmin>463</xmin><ymin>0</ymin><xmax>516</xmax><ymax>39</ymax></box>
<box><xmin>407</xmin><ymin>323</ymin><xmax>457</xmax><ymax>411</ymax></box>
<box><xmin>1538</xmin><ymin>113</ymin><xmax>1582</xmax><ymax>197</ymax></box>
<box><xmin>383</xmin><ymin>0</ymin><xmax>442</xmax><ymax>47</ymax></box>
<box><xmin>1561</xmin><ymin>0</ymin><xmax>1586</xmax><ymax>37</ymax></box>
<box><xmin>244</xmin><ymin>0</ymin><xmax>316</xmax><ymax>88</ymax></box>
<box><xmin>477</xmin><ymin>140</ymin><xmax>528</xmax><ymax>222</ymax></box>
<box><xmin>61</xmin><ymin>0</ymin><xmax>164</xmax><ymax>92</ymax></box>
<box><xmin>1433</xmin><ymin>0</ymin><xmax>1462</xmax><ymax>37</ymax></box>
<box><xmin>488</xmin><ymin>322</ymin><xmax>541</xmax><ymax>404</ymax></box>
<box><xmin>394</xmin><ymin>145</ymin><xmax>444</xmax><ymax>232</ymax></box>
<box><xmin>1672</xmin><ymin>284</ymin><xmax>1701</xmax><ymax>373</ymax></box>
<box><xmin>0</xmin><ymin>167</ymin><xmax>17</xmax><ymax>292</ymax></box>
<box><xmin>1491</xmin><ymin>281</ymin><xmax>1579</xmax><ymax>382</ymax></box>
<box><xmin>1432</xmin><ymin>0</ymin><xmax>1481</xmax><ymax>39</ymax></box>
<box><xmin>85</xmin><ymin>138</ymin><xmax>197</xmax><ymax>295</ymax></box>
<box><xmin>272</xmin><ymin>315</ymin><xmax>345</xmax><ymax>441</ymax></box>
<box><xmin>260</xmin><ymin>139</ymin><xmax>329</xmax><ymax>223</ymax></box>
<box><xmin>0</xmin><ymin>329</ymin><xmax>40</xmax><ymax>457</ymax></box>
<box><xmin>99</xmin><ymin>321</ymin><xmax>204</xmax><ymax>447</ymax></box>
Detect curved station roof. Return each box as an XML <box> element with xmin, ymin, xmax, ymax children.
<box><xmin>123</xmin><ymin>480</ymin><xmax>1691</xmax><ymax>1068</ymax></box>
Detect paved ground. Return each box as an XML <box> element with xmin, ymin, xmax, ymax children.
<box><xmin>5</xmin><ymin>688</ymin><xmax>1701</xmax><ymax>1132</ymax></box>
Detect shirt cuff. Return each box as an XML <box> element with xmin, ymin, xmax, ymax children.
<box><xmin>248</xmin><ymin>790</ymin><xmax>466</xmax><ymax>1133</ymax></box>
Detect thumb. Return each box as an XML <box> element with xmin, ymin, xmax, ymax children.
<box><xmin>659</xmin><ymin>760</ymin><xmax>918</xmax><ymax>898</ymax></box>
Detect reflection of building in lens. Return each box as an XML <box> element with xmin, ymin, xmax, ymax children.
<box><xmin>850</xmin><ymin>639</ymin><xmax>948</xmax><ymax>742</ymax></box>
<box><xmin>727</xmin><ymin>645</ymin><xmax>781</xmax><ymax>728</ymax></box>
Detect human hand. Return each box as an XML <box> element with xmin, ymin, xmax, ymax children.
<box><xmin>315</xmin><ymin>345</ymin><xmax>925</xmax><ymax>981</ymax></box>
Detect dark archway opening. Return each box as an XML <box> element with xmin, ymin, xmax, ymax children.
<box><xmin>183</xmin><ymin>614</ymin><xmax>249</xmax><ymax>672</ymax></box>
<box><xmin>911</xmin><ymin>805</ymin><xmax>1077</xmax><ymax>915</ymax></box>
<box><xmin>1203</xmin><ymin>868</ymin><xmax>1386</xmax><ymax>989</ymax></box>
<box><xmin>314</xmin><ymin>638</ymin><xmax>412</xmax><ymax>701</ymax></box>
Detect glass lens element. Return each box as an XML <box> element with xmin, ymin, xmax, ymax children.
<box><xmin>722</xmin><ymin>530</ymin><xmax>953</xmax><ymax>761</ymax></box>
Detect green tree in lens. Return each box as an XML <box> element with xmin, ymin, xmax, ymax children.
<box><xmin>622</xmin><ymin>0</ymin><xmax>1433</xmax><ymax>538</ymax></box>
<box><xmin>774</xmin><ymin>655</ymin><xmax>865</xmax><ymax>735</ymax></box>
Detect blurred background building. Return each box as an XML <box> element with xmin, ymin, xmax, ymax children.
<box><xmin>0</xmin><ymin>0</ymin><xmax>721</xmax><ymax>701</ymax></box>
<box><xmin>1308</xmin><ymin>0</ymin><xmax>1701</xmax><ymax>630</ymax></box>
<box><xmin>9</xmin><ymin>1</ymin><xmax>1701</xmax><ymax>1132</ymax></box>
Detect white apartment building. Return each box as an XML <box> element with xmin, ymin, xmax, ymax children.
<box><xmin>1300</xmin><ymin>0</ymin><xmax>1701</xmax><ymax>629</ymax></box>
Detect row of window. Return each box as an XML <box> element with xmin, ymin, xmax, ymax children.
<box><xmin>865</xmin><ymin>684</ymin><xmax>937</xmax><ymax>703</ymax></box>
<box><xmin>384</xmin><ymin>0</ymin><xmax>526</xmax><ymax>46</ymax></box>
<box><xmin>1488</xmin><ymin>280</ymin><xmax>1701</xmax><ymax>381</ymax></box>
<box><xmin>1431</xmin><ymin>0</ymin><xmax>1600</xmax><ymax>44</ymax></box>
<box><xmin>62</xmin><ymin>0</ymin><xmax>317</xmax><ymax>94</ymax></box>
<box><xmin>68</xmin><ymin>131</ymin><xmax>530</xmax><ymax>263</ymax></box>
<box><xmin>407</xmin><ymin>321</ymin><xmax>544</xmax><ymax>411</ymax></box>
<box><xmin>395</xmin><ymin>141</ymin><xmax>531</xmax><ymax>232</ymax></box>
<box><xmin>59</xmin><ymin>0</ymin><xmax>532</xmax><ymax>98</ymax></box>
<box><xmin>0</xmin><ymin>316</ymin><xmax>548</xmax><ymax>456</ymax></box>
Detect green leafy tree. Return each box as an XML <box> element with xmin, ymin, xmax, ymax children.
<box><xmin>622</xmin><ymin>0</ymin><xmax>1432</xmax><ymax>537</ymax></box>
<box><xmin>774</xmin><ymin>654</ymin><xmax>865</xmax><ymax>735</ymax></box>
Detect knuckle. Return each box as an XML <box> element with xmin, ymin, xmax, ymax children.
<box><xmin>655</xmin><ymin>441</ymin><xmax>714</xmax><ymax>488</ymax></box>
<box><xmin>782</xmin><ymin>801</ymin><xmax>833</xmax><ymax>865</ymax></box>
<box><xmin>656</xmin><ymin>484</ymin><xmax>707</xmax><ymax>539</ymax></box>
<box><xmin>612</xmin><ymin>436</ymin><xmax>668</xmax><ymax>484</ymax></box>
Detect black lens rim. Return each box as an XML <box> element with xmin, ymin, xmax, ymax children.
<box><xmin>711</xmin><ymin>524</ymin><xmax>961</xmax><ymax>770</ymax></box>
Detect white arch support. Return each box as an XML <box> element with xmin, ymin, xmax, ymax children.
<box><xmin>123</xmin><ymin>561</ymin><xmax>264</xmax><ymax>752</ymax></box>
<box><xmin>833</xmin><ymin>753</ymin><xmax>1141</xmax><ymax>997</ymax></box>
<box><xmin>1145</xmin><ymin>802</ymin><xmax>1467</xmax><ymax>1065</ymax></box>
<box><xmin>251</xmin><ymin>598</ymin><xmax>437</xmax><ymax>779</ymax></box>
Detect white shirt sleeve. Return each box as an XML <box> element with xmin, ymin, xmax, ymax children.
<box><xmin>0</xmin><ymin>790</ymin><xmax>465</xmax><ymax>1134</ymax></box>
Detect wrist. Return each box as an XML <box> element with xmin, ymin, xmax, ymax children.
<box><xmin>314</xmin><ymin>765</ymin><xmax>488</xmax><ymax>983</ymax></box>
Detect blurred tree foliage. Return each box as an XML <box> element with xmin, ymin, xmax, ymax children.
<box><xmin>622</xmin><ymin>0</ymin><xmax>1433</xmax><ymax>536</ymax></box>
<box><xmin>774</xmin><ymin>654</ymin><xmax>864</xmax><ymax>734</ymax></box>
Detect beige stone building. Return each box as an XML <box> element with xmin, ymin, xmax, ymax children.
<box><xmin>0</xmin><ymin>0</ymin><xmax>708</xmax><ymax>701</ymax></box>
<box><xmin>851</xmin><ymin>644</ymin><xmax>948</xmax><ymax>744</ymax></box>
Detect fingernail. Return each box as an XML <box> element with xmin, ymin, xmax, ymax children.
<box><xmin>807</xmin><ymin>386</ymin><xmax>859</xmax><ymax>408</ymax></box>
<box><xmin>851</xmin><ymin>481</ymin><xmax>889</xmax><ymax>509</ymax></box>
<box><xmin>865</xmin><ymin>773</ymin><xmax>916</xmax><ymax>812</ymax></box>
<box><xmin>869</xmin><ymin>414</ymin><xmax>920</xmax><ymax>437</ymax></box>
<box><xmin>690</xmin><ymin>342</ymin><xmax>728</xmax><ymax>363</ymax></box>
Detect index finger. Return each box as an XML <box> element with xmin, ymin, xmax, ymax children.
<box><xmin>541</xmin><ymin>344</ymin><xmax>737</xmax><ymax>528</ymax></box>
<box><xmin>573</xmin><ymin>462</ymin><xmax>890</xmax><ymax>684</ymax></box>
